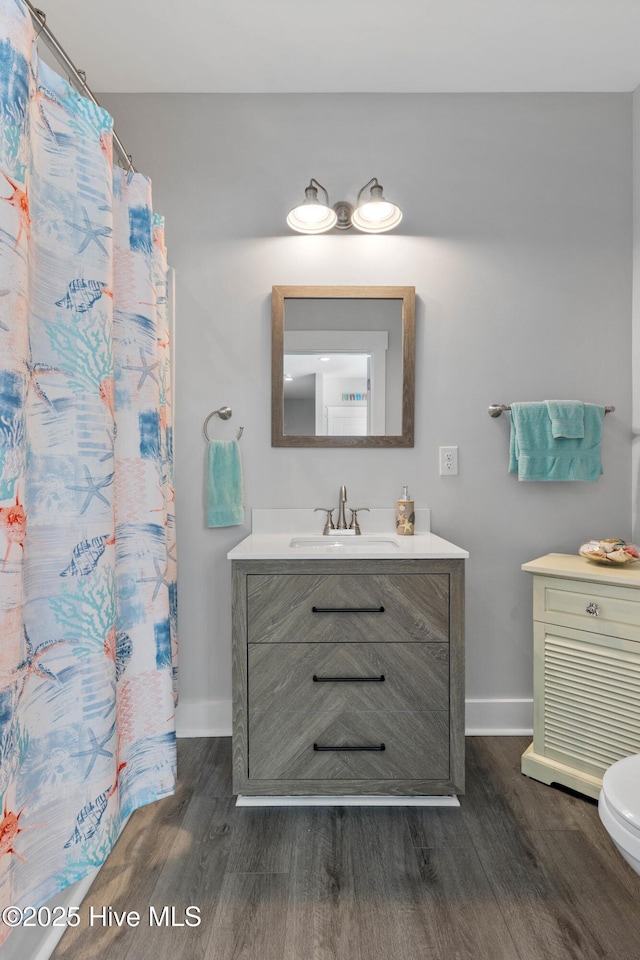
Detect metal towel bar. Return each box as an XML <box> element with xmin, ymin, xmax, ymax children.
<box><xmin>488</xmin><ymin>403</ymin><xmax>615</xmax><ymax>418</ymax></box>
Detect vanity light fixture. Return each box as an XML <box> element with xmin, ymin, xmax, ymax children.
<box><xmin>351</xmin><ymin>178</ymin><xmax>403</xmax><ymax>234</ymax></box>
<box><xmin>286</xmin><ymin>178</ymin><xmax>402</xmax><ymax>234</ymax></box>
<box><xmin>286</xmin><ymin>179</ymin><xmax>337</xmax><ymax>234</ymax></box>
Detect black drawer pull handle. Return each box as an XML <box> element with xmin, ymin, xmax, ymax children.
<box><xmin>311</xmin><ymin>605</ymin><xmax>385</xmax><ymax>614</ymax></box>
<box><xmin>313</xmin><ymin>674</ymin><xmax>385</xmax><ymax>683</ymax></box>
<box><xmin>313</xmin><ymin>743</ymin><xmax>386</xmax><ymax>752</ymax></box>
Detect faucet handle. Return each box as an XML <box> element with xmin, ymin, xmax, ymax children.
<box><xmin>314</xmin><ymin>507</ymin><xmax>335</xmax><ymax>535</ymax></box>
<box><xmin>349</xmin><ymin>507</ymin><xmax>370</xmax><ymax>535</ymax></box>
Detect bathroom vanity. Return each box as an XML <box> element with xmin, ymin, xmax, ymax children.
<box><xmin>228</xmin><ymin>510</ymin><xmax>468</xmax><ymax>803</ymax></box>
<box><xmin>521</xmin><ymin>553</ymin><xmax>640</xmax><ymax>799</ymax></box>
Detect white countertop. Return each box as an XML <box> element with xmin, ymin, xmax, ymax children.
<box><xmin>227</xmin><ymin>509</ymin><xmax>468</xmax><ymax>560</ymax></box>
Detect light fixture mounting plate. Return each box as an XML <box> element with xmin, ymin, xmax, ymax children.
<box><xmin>333</xmin><ymin>201</ymin><xmax>353</xmax><ymax>231</ymax></box>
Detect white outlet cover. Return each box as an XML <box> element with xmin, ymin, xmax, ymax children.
<box><xmin>439</xmin><ymin>446</ymin><xmax>459</xmax><ymax>475</ymax></box>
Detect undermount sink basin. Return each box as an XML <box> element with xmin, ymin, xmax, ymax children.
<box><xmin>289</xmin><ymin>536</ymin><xmax>400</xmax><ymax>550</ymax></box>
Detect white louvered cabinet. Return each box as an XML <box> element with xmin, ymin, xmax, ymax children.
<box><xmin>521</xmin><ymin>553</ymin><xmax>640</xmax><ymax>799</ymax></box>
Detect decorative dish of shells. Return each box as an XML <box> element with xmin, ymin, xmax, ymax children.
<box><xmin>579</xmin><ymin>539</ymin><xmax>640</xmax><ymax>564</ymax></box>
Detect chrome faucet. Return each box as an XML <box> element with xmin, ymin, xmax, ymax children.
<box><xmin>336</xmin><ymin>485</ymin><xmax>348</xmax><ymax>530</ymax></box>
<box><xmin>349</xmin><ymin>507</ymin><xmax>370</xmax><ymax>534</ymax></box>
<box><xmin>314</xmin><ymin>507</ymin><xmax>335</xmax><ymax>535</ymax></box>
<box><xmin>315</xmin><ymin>487</ymin><xmax>369</xmax><ymax>535</ymax></box>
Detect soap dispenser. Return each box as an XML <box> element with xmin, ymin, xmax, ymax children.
<box><xmin>396</xmin><ymin>484</ymin><xmax>415</xmax><ymax>536</ymax></box>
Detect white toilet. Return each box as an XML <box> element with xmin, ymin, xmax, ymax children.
<box><xmin>599</xmin><ymin>754</ymin><xmax>640</xmax><ymax>875</ymax></box>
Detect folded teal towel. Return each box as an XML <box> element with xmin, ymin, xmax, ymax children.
<box><xmin>509</xmin><ymin>402</ymin><xmax>604</xmax><ymax>481</ymax></box>
<box><xmin>206</xmin><ymin>439</ymin><xmax>244</xmax><ymax>527</ymax></box>
<box><xmin>545</xmin><ymin>400</ymin><xmax>585</xmax><ymax>439</ymax></box>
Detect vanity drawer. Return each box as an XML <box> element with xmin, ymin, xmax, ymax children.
<box><xmin>249</xmin><ymin>641</ymin><xmax>449</xmax><ymax>713</ymax></box>
<box><xmin>534</xmin><ymin>576</ymin><xmax>640</xmax><ymax>642</ymax></box>
<box><xmin>249</xmin><ymin>709</ymin><xmax>450</xmax><ymax>781</ymax></box>
<box><xmin>247</xmin><ymin>642</ymin><xmax>450</xmax><ymax>781</ymax></box>
<box><xmin>246</xmin><ymin>573</ymin><xmax>450</xmax><ymax>644</ymax></box>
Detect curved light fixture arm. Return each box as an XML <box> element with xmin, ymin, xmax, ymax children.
<box><xmin>308</xmin><ymin>178</ymin><xmax>330</xmax><ymax>204</ymax></box>
<box><xmin>356</xmin><ymin>178</ymin><xmax>379</xmax><ymax>204</ymax></box>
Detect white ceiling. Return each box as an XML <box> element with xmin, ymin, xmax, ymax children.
<box><xmin>38</xmin><ymin>0</ymin><xmax>640</xmax><ymax>94</ymax></box>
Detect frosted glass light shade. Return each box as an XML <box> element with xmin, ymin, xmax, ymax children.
<box><xmin>287</xmin><ymin>203</ymin><xmax>337</xmax><ymax>233</ymax></box>
<box><xmin>351</xmin><ymin>179</ymin><xmax>402</xmax><ymax>233</ymax></box>
<box><xmin>287</xmin><ymin>180</ymin><xmax>337</xmax><ymax>234</ymax></box>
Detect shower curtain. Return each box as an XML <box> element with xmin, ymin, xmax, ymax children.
<box><xmin>0</xmin><ymin>0</ymin><xmax>177</xmax><ymax>932</ymax></box>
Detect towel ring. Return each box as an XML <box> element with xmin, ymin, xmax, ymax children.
<box><xmin>203</xmin><ymin>406</ymin><xmax>244</xmax><ymax>441</ymax></box>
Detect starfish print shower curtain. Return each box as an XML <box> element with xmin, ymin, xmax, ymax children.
<box><xmin>0</xmin><ymin>0</ymin><xmax>177</xmax><ymax>931</ymax></box>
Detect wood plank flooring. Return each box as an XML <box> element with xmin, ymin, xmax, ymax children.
<box><xmin>51</xmin><ymin>737</ymin><xmax>640</xmax><ymax>960</ymax></box>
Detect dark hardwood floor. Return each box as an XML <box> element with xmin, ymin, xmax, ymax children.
<box><xmin>51</xmin><ymin>737</ymin><xmax>640</xmax><ymax>960</ymax></box>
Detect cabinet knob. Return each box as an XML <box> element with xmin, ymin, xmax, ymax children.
<box><xmin>586</xmin><ymin>601</ymin><xmax>600</xmax><ymax>617</ymax></box>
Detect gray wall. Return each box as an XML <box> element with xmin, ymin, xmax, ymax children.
<box><xmin>102</xmin><ymin>93</ymin><xmax>633</xmax><ymax>734</ymax></box>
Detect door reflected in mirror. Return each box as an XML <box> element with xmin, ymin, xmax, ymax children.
<box><xmin>272</xmin><ymin>286</ymin><xmax>415</xmax><ymax>448</ymax></box>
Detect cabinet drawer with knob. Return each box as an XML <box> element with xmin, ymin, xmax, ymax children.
<box><xmin>533</xmin><ymin>576</ymin><xmax>640</xmax><ymax>642</ymax></box>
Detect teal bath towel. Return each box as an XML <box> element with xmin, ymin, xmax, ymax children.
<box><xmin>509</xmin><ymin>402</ymin><xmax>605</xmax><ymax>481</ymax></box>
<box><xmin>206</xmin><ymin>439</ymin><xmax>244</xmax><ymax>527</ymax></box>
<box><xmin>545</xmin><ymin>399</ymin><xmax>585</xmax><ymax>439</ymax></box>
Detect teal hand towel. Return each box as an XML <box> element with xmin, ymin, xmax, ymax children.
<box><xmin>509</xmin><ymin>402</ymin><xmax>604</xmax><ymax>481</ymax></box>
<box><xmin>545</xmin><ymin>400</ymin><xmax>585</xmax><ymax>439</ymax></box>
<box><xmin>206</xmin><ymin>439</ymin><xmax>244</xmax><ymax>527</ymax></box>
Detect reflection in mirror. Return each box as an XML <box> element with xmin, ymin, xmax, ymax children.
<box><xmin>272</xmin><ymin>286</ymin><xmax>415</xmax><ymax>448</ymax></box>
<box><xmin>284</xmin><ymin>351</ymin><xmax>371</xmax><ymax>436</ymax></box>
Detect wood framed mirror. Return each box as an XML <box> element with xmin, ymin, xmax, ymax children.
<box><xmin>271</xmin><ymin>285</ymin><xmax>415</xmax><ymax>448</ymax></box>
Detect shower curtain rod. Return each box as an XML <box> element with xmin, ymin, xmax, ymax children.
<box><xmin>23</xmin><ymin>0</ymin><xmax>135</xmax><ymax>172</ymax></box>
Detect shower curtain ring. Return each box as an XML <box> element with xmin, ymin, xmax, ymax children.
<box><xmin>33</xmin><ymin>9</ymin><xmax>46</xmax><ymax>39</ymax></box>
<box><xmin>119</xmin><ymin>155</ymin><xmax>135</xmax><ymax>177</ymax></box>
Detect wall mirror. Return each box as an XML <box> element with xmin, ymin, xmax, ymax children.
<box><xmin>271</xmin><ymin>285</ymin><xmax>415</xmax><ymax>448</ymax></box>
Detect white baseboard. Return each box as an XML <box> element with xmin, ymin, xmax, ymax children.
<box><xmin>176</xmin><ymin>698</ymin><xmax>232</xmax><ymax>737</ymax></box>
<box><xmin>174</xmin><ymin>697</ymin><xmax>533</xmax><ymax>738</ymax></box>
<box><xmin>465</xmin><ymin>698</ymin><xmax>533</xmax><ymax>735</ymax></box>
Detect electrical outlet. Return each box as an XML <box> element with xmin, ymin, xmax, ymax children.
<box><xmin>439</xmin><ymin>445</ymin><xmax>459</xmax><ymax>476</ymax></box>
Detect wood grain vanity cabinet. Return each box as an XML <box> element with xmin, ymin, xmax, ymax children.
<box><xmin>521</xmin><ymin>553</ymin><xmax>640</xmax><ymax>799</ymax></box>
<box><xmin>231</xmin><ymin>558</ymin><xmax>465</xmax><ymax>797</ymax></box>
